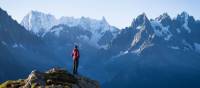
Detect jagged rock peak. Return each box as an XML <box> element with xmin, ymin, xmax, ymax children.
<box><xmin>131</xmin><ymin>12</ymin><xmax>150</xmax><ymax>27</ymax></box>
<box><xmin>156</xmin><ymin>13</ymin><xmax>171</xmax><ymax>21</ymax></box>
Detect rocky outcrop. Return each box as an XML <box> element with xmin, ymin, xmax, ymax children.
<box><xmin>0</xmin><ymin>68</ymin><xmax>100</xmax><ymax>88</ymax></box>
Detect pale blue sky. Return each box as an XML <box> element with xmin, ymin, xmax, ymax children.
<box><xmin>0</xmin><ymin>0</ymin><xmax>199</xmax><ymax>28</ymax></box>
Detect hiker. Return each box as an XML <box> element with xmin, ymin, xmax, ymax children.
<box><xmin>71</xmin><ymin>45</ymin><xmax>80</xmax><ymax>74</ymax></box>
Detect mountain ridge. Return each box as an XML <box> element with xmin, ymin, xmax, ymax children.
<box><xmin>21</xmin><ymin>10</ymin><xmax>119</xmax><ymax>48</ymax></box>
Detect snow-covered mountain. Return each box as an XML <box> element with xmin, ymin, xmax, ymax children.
<box><xmin>57</xmin><ymin>16</ymin><xmax>119</xmax><ymax>48</ymax></box>
<box><xmin>21</xmin><ymin>11</ymin><xmax>58</xmax><ymax>35</ymax></box>
<box><xmin>99</xmin><ymin>12</ymin><xmax>200</xmax><ymax>88</ymax></box>
<box><xmin>21</xmin><ymin>11</ymin><xmax>119</xmax><ymax>48</ymax></box>
<box><xmin>107</xmin><ymin>12</ymin><xmax>200</xmax><ymax>57</ymax></box>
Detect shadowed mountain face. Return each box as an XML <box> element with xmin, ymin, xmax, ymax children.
<box><xmin>1</xmin><ymin>7</ymin><xmax>200</xmax><ymax>88</ymax></box>
<box><xmin>100</xmin><ymin>13</ymin><xmax>200</xmax><ymax>88</ymax></box>
<box><xmin>0</xmin><ymin>8</ymin><xmax>61</xmax><ymax>82</ymax></box>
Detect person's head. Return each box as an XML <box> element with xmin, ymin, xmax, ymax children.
<box><xmin>74</xmin><ymin>45</ymin><xmax>78</xmax><ymax>49</ymax></box>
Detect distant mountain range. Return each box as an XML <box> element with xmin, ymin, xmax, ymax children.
<box><xmin>101</xmin><ymin>12</ymin><xmax>200</xmax><ymax>88</ymax></box>
<box><xmin>1</xmin><ymin>8</ymin><xmax>200</xmax><ymax>88</ymax></box>
<box><xmin>21</xmin><ymin>11</ymin><xmax>119</xmax><ymax>49</ymax></box>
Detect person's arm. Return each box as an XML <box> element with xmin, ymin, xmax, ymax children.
<box><xmin>71</xmin><ymin>50</ymin><xmax>74</xmax><ymax>57</ymax></box>
<box><xmin>78</xmin><ymin>50</ymin><xmax>80</xmax><ymax>58</ymax></box>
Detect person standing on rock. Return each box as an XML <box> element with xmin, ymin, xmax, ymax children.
<box><xmin>71</xmin><ymin>45</ymin><xmax>80</xmax><ymax>74</ymax></box>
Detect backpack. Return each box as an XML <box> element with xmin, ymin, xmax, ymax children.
<box><xmin>73</xmin><ymin>49</ymin><xmax>79</xmax><ymax>58</ymax></box>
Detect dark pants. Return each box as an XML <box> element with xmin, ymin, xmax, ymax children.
<box><xmin>73</xmin><ymin>59</ymin><xmax>79</xmax><ymax>74</ymax></box>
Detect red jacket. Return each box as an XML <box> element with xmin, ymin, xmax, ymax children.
<box><xmin>72</xmin><ymin>48</ymin><xmax>80</xmax><ymax>60</ymax></box>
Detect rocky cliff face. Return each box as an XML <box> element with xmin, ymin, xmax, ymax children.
<box><xmin>0</xmin><ymin>68</ymin><xmax>100</xmax><ymax>88</ymax></box>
